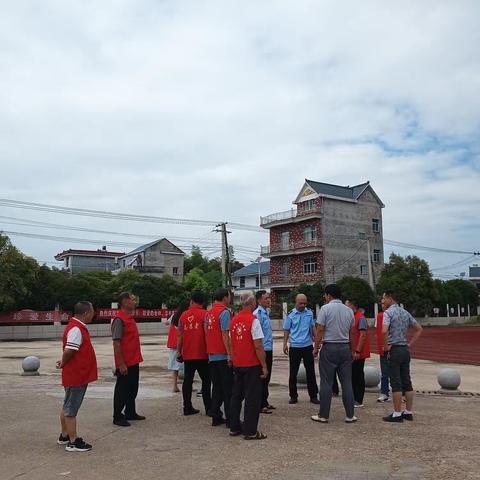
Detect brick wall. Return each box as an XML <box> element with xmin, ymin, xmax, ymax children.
<box><xmin>296</xmin><ymin>196</ymin><xmax>322</xmax><ymax>216</ymax></box>
<box><xmin>269</xmin><ymin>218</ymin><xmax>322</xmax><ymax>252</ymax></box>
<box><xmin>270</xmin><ymin>252</ymin><xmax>324</xmax><ymax>284</ymax></box>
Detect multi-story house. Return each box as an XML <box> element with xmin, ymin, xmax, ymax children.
<box><xmin>231</xmin><ymin>261</ymin><xmax>271</xmax><ymax>300</ymax></box>
<box><xmin>55</xmin><ymin>247</ymin><xmax>125</xmax><ymax>274</ymax></box>
<box><xmin>260</xmin><ymin>179</ymin><xmax>385</xmax><ymax>301</ymax></box>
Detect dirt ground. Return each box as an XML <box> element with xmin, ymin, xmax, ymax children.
<box><xmin>1</xmin><ymin>335</ymin><xmax>479</xmax><ymax>480</ymax></box>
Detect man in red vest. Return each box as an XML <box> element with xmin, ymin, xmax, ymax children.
<box><xmin>205</xmin><ymin>288</ymin><xmax>233</xmax><ymax>427</ymax></box>
<box><xmin>229</xmin><ymin>292</ymin><xmax>268</xmax><ymax>440</ymax></box>
<box><xmin>177</xmin><ymin>291</ymin><xmax>212</xmax><ymax>416</ymax></box>
<box><xmin>111</xmin><ymin>292</ymin><xmax>144</xmax><ymax>427</ymax></box>
<box><xmin>346</xmin><ymin>299</ymin><xmax>370</xmax><ymax>408</ymax></box>
<box><xmin>56</xmin><ymin>301</ymin><xmax>97</xmax><ymax>452</ymax></box>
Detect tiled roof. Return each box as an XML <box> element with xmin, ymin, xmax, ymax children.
<box><xmin>232</xmin><ymin>261</ymin><xmax>270</xmax><ymax>277</ymax></box>
<box><xmin>55</xmin><ymin>249</ymin><xmax>125</xmax><ymax>260</ymax></box>
<box><xmin>305</xmin><ymin>179</ymin><xmax>370</xmax><ymax>200</ymax></box>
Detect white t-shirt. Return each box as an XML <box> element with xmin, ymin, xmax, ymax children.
<box><xmin>251</xmin><ymin>318</ymin><xmax>264</xmax><ymax>341</ymax></box>
<box><xmin>65</xmin><ymin>318</ymin><xmax>86</xmax><ymax>351</ymax></box>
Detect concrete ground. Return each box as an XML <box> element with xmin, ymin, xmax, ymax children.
<box><xmin>1</xmin><ymin>335</ymin><xmax>480</xmax><ymax>480</ymax></box>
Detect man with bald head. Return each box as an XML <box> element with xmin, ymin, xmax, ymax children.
<box><xmin>283</xmin><ymin>294</ymin><xmax>319</xmax><ymax>404</ymax></box>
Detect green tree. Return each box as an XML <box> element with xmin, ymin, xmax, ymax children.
<box><xmin>444</xmin><ymin>279</ymin><xmax>479</xmax><ymax>309</ymax></box>
<box><xmin>287</xmin><ymin>281</ymin><xmax>324</xmax><ymax>310</ymax></box>
<box><xmin>377</xmin><ymin>253</ymin><xmax>435</xmax><ymax>316</ymax></box>
<box><xmin>337</xmin><ymin>276</ymin><xmax>376</xmax><ymax>316</ymax></box>
<box><xmin>25</xmin><ymin>266</ymin><xmax>68</xmax><ymax>310</ymax></box>
<box><xmin>183</xmin><ymin>267</ymin><xmax>210</xmax><ymax>296</ymax></box>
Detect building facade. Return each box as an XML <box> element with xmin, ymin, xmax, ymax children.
<box><xmin>54</xmin><ymin>247</ymin><xmax>125</xmax><ymax>274</ymax></box>
<box><xmin>115</xmin><ymin>238</ymin><xmax>185</xmax><ymax>281</ymax></box>
<box><xmin>260</xmin><ymin>179</ymin><xmax>385</xmax><ymax>301</ymax></box>
<box><xmin>231</xmin><ymin>261</ymin><xmax>270</xmax><ymax>300</ymax></box>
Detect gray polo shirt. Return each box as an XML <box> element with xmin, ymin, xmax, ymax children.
<box><xmin>316</xmin><ymin>299</ymin><xmax>354</xmax><ymax>343</ymax></box>
<box><xmin>383</xmin><ymin>304</ymin><xmax>418</xmax><ymax>346</ymax></box>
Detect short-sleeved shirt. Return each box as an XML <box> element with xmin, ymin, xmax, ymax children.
<box><xmin>317</xmin><ymin>299</ymin><xmax>354</xmax><ymax>343</ymax></box>
<box><xmin>383</xmin><ymin>304</ymin><xmax>418</xmax><ymax>346</ymax></box>
<box><xmin>251</xmin><ymin>318</ymin><xmax>264</xmax><ymax>340</ymax></box>
<box><xmin>207</xmin><ymin>309</ymin><xmax>231</xmax><ymax>362</ymax></box>
<box><xmin>111</xmin><ymin>317</ymin><xmax>124</xmax><ymax>340</ymax></box>
<box><xmin>283</xmin><ymin>308</ymin><xmax>315</xmax><ymax>348</ymax></box>
<box><xmin>65</xmin><ymin>318</ymin><xmax>85</xmax><ymax>350</ymax></box>
<box><xmin>253</xmin><ymin>306</ymin><xmax>273</xmax><ymax>351</ymax></box>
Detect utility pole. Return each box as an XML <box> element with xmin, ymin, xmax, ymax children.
<box><xmin>215</xmin><ymin>222</ymin><xmax>232</xmax><ymax>288</ymax></box>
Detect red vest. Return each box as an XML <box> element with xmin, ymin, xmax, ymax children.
<box><xmin>205</xmin><ymin>303</ymin><xmax>229</xmax><ymax>355</ymax></box>
<box><xmin>62</xmin><ymin>318</ymin><xmax>98</xmax><ymax>387</ymax></box>
<box><xmin>113</xmin><ymin>311</ymin><xmax>143</xmax><ymax>367</ymax></box>
<box><xmin>353</xmin><ymin>310</ymin><xmax>371</xmax><ymax>359</ymax></box>
<box><xmin>230</xmin><ymin>310</ymin><xmax>260</xmax><ymax>367</ymax></box>
<box><xmin>180</xmin><ymin>305</ymin><xmax>208</xmax><ymax>360</ymax></box>
<box><xmin>376</xmin><ymin>312</ymin><xmax>385</xmax><ymax>356</ymax></box>
<box><xmin>167</xmin><ymin>323</ymin><xmax>179</xmax><ymax>349</ymax></box>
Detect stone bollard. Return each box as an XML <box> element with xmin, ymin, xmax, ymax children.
<box><xmin>21</xmin><ymin>356</ymin><xmax>40</xmax><ymax>376</ymax></box>
<box><xmin>297</xmin><ymin>364</ymin><xmax>307</xmax><ymax>386</ymax></box>
<box><xmin>364</xmin><ymin>366</ymin><xmax>381</xmax><ymax>389</ymax></box>
<box><xmin>437</xmin><ymin>368</ymin><xmax>461</xmax><ymax>391</ymax></box>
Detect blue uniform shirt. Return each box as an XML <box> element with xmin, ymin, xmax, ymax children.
<box><xmin>283</xmin><ymin>307</ymin><xmax>315</xmax><ymax>348</ymax></box>
<box><xmin>254</xmin><ymin>305</ymin><xmax>273</xmax><ymax>351</ymax></box>
<box><xmin>206</xmin><ymin>309</ymin><xmax>231</xmax><ymax>362</ymax></box>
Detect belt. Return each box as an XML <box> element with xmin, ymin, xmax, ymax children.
<box><xmin>390</xmin><ymin>344</ymin><xmax>408</xmax><ymax>348</ymax></box>
<box><xmin>323</xmin><ymin>342</ymin><xmax>350</xmax><ymax>345</ymax></box>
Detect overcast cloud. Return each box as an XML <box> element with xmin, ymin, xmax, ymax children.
<box><xmin>0</xmin><ymin>0</ymin><xmax>479</xmax><ymax>275</ymax></box>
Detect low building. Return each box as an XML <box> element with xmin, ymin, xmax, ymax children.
<box><xmin>469</xmin><ymin>266</ymin><xmax>480</xmax><ymax>311</ymax></box>
<box><xmin>231</xmin><ymin>261</ymin><xmax>270</xmax><ymax>298</ymax></box>
<box><xmin>54</xmin><ymin>247</ymin><xmax>125</xmax><ymax>274</ymax></box>
<box><xmin>115</xmin><ymin>238</ymin><xmax>185</xmax><ymax>281</ymax></box>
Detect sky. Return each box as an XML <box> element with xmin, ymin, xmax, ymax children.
<box><xmin>0</xmin><ymin>0</ymin><xmax>479</xmax><ymax>277</ymax></box>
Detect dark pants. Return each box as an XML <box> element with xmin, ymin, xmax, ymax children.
<box><xmin>209</xmin><ymin>360</ymin><xmax>233</xmax><ymax>422</ymax></box>
<box><xmin>319</xmin><ymin>343</ymin><xmax>354</xmax><ymax>419</ymax></box>
<box><xmin>352</xmin><ymin>359</ymin><xmax>366</xmax><ymax>404</ymax></box>
<box><xmin>379</xmin><ymin>354</ymin><xmax>390</xmax><ymax>396</ymax></box>
<box><xmin>183</xmin><ymin>359</ymin><xmax>212</xmax><ymax>413</ymax></box>
<box><xmin>289</xmin><ymin>345</ymin><xmax>319</xmax><ymax>400</ymax></box>
<box><xmin>113</xmin><ymin>363</ymin><xmax>140</xmax><ymax>420</ymax></box>
<box><xmin>387</xmin><ymin>346</ymin><xmax>413</xmax><ymax>393</ymax></box>
<box><xmin>332</xmin><ymin>375</ymin><xmax>339</xmax><ymax>395</ymax></box>
<box><xmin>230</xmin><ymin>365</ymin><xmax>262</xmax><ymax>437</ymax></box>
<box><xmin>261</xmin><ymin>350</ymin><xmax>273</xmax><ymax>408</ymax></box>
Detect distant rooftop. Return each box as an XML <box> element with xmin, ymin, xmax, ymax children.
<box><xmin>119</xmin><ymin>238</ymin><xmax>185</xmax><ymax>258</ymax></box>
<box><xmin>305</xmin><ymin>179</ymin><xmax>370</xmax><ymax>201</ymax></box>
<box><xmin>232</xmin><ymin>261</ymin><xmax>270</xmax><ymax>277</ymax></box>
<box><xmin>55</xmin><ymin>248</ymin><xmax>125</xmax><ymax>260</ymax></box>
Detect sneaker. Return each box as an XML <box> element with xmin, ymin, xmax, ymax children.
<box><xmin>383</xmin><ymin>413</ymin><xmax>403</xmax><ymax>423</ymax></box>
<box><xmin>289</xmin><ymin>398</ymin><xmax>298</xmax><ymax>404</ymax></box>
<box><xmin>377</xmin><ymin>394</ymin><xmax>389</xmax><ymax>402</ymax></box>
<box><xmin>310</xmin><ymin>398</ymin><xmax>320</xmax><ymax>405</ymax></box>
<box><xmin>345</xmin><ymin>416</ymin><xmax>358</xmax><ymax>423</ymax></box>
<box><xmin>402</xmin><ymin>412</ymin><xmax>414</xmax><ymax>421</ymax></box>
<box><xmin>113</xmin><ymin>418</ymin><xmax>131</xmax><ymax>427</ymax></box>
<box><xmin>57</xmin><ymin>434</ymin><xmax>69</xmax><ymax>445</ymax></box>
<box><xmin>65</xmin><ymin>437</ymin><xmax>92</xmax><ymax>452</ymax></box>
<box><xmin>183</xmin><ymin>408</ymin><xmax>200</xmax><ymax>416</ymax></box>
<box><xmin>354</xmin><ymin>402</ymin><xmax>364</xmax><ymax>408</ymax></box>
<box><xmin>311</xmin><ymin>415</ymin><xmax>328</xmax><ymax>423</ymax></box>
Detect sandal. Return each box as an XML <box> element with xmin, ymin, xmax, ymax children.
<box><xmin>244</xmin><ymin>431</ymin><xmax>267</xmax><ymax>440</ymax></box>
<box><xmin>260</xmin><ymin>408</ymin><xmax>272</xmax><ymax>414</ymax></box>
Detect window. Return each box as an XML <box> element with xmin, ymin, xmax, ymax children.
<box><xmin>360</xmin><ymin>265</ymin><xmax>368</xmax><ymax>275</ymax></box>
<box><xmin>173</xmin><ymin>267</ymin><xmax>179</xmax><ymax>275</ymax></box>
<box><xmin>65</xmin><ymin>257</ymin><xmax>70</xmax><ymax>268</ymax></box>
<box><xmin>372</xmin><ymin>218</ymin><xmax>380</xmax><ymax>233</ymax></box>
<box><xmin>281</xmin><ymin>261</ymin><xmax>289</xmax><ymax>276</ymax></box>
<box><xmin>240</xmin><ymin>276</ymin><xmax>245</xmax><ymax>288</ymax></box>
<box><xmin>358</xmin><ymin>231</ymin><xmax>366</xmax><ymax>239</ymax></box>
<box><xmin>373</xmin><ymin>249</ymin><xmax>381</xmax><ymax>262</ymax></box>
<box><xmin>303</xmin><ymin>257</ymin><xmax>317</xmax><ymax>274</ymax></box>
<box><xmin>123</xmin><ymin>260</ymin><xmax>126</xmax><ymax>267</ymax></box>
<box><xmin>281</xmin><ymin>231</ymin><xmax>290</xmax><ymax>250</ymax></box>
<box><xmin>255</xmin><ymin>276</ymin><xmax>260</xmax><ymax>288</ymax></box>
<box><xmin>303</xmin><ymin>225</ymin><xmax>317</xmax><ymax>242</ymax></box>
<box><xmin>303</xmin><ymin>199</ymin><xmax>315</xmax><ymax>211</ymax></box>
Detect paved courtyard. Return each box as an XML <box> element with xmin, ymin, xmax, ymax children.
<box><xmin>1</xmin><ymin>335</ymin><xmax>479</xmax><ymax>480</ymax></box>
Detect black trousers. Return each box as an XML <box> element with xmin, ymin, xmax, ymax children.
<box><xmin>332</xmin><ymin>374</ymin><xmax>339</xmax><ymax>395</ymax></box>
<box><xmin>261</xmin><ymin>350</ymin><xmax>273</xmax><ymax>408</ymax></box>
<box><xmin>230</xmin><ymin>365</ymin><xmax>262</xmax><ymax>437</ymax></box>
<box><xmin>113</xmin><ymin>363</ymin><xmax>140</xmax><ymax>420</ymax></box>
<box><xmin>209</xmin><ymin>360</ymin><xmax>233</xmax><ymax>422</ymax></box>
<box><xmin>289</xmin><ymin>345</ymin><xmax>319</xmax><ymax>400</ymax></box>
<box><xmin>351</xmin><ymin>359</ymin><xmax>366</xmax><ymax>404</ymax></box>
<box><xmin>183</xmin><ymin>359</ymin><xmax>212</xmax><ymax>413</ymax></box>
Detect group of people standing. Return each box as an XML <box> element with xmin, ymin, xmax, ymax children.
<box><xmin>56</xmin><ymin>283</ymin><xmax>423</xmax><ymax>451</ymax></box>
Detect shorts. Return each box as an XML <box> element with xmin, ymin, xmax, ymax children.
<box><xmin>168</xmin><ymin>348</ymin><xmax>184</xmax><ymax>371</ymax></box>
<box><xmin>63</xmin><ymin>384</ymin><xmax>88</xmax><ymax>417</ymax></box>
<box><xmin>387</xmin><ymin>346</ymin><xmax>413</xmax><ymax>393</ymax></box>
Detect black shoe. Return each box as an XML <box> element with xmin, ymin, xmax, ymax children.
<box><xmin>383</xmin><ymin>413</ymin><xmax>403</xmax><ymax>423</ymax></box>
<box><xmin>113</xmin><ymin>418</ymin><xmax>131</xmax><ymax>427</ymax></box>
<box><xmin>65</xmin><ymin>437</ymin><xmax>92</xmax><ymax>452</ymax></box>
<box><xmin>57</xmin><ymin>434</ymin><xmax>69</xmax><ymax>445</ymax></box>
<box><xmin>126</xmin><ymin>414</ymin><xmax>146</xmax><ymax>421</ymax></box>
<box><xmin>289</xmin><ymin>398</ymin><xmax>298</xmax><ymax>404</ymax></box>
<box><xmin>310</xmin><ymin>398</ymin><xmax>320</xmax><ymax>405</ymax></box>
<box><xmin>184</xmin><ymin>408</ymin><xmax>200</xmax><ymax>416</ymax></box>
<box><xmin>402</xmin><ymin>412</ymin><xmax>414</xmax><ymax>421</ymax></box>
<box><xmin>212</xmin><ymin>418</ymin><xmax>226</xmax><ymax>426</ymax></box>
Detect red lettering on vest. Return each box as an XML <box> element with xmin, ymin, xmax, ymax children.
<box><xmin>180</xmin><ymin>305</ymin><xmax>208</xmax><ymax>360</ymax></box>
<box><xmin>230</xmin><ymin>310</ymin><xmax>260</xmax><ymax>367</ymax></box>
<box><xmin>113</xmin><ymin>311</ymin><xmax>143</xmax><ymax>367</ymax></box>
<box><xmin>205</xmin><ymin>303</ymin><xmax>229</xmax><ymax>355</ymax></box>
<box><xmin>62</xmin><ymin>318</ymin><xmax>98</xmax><ymax>387</ymax></box>
<box><xmin>354</xmin><ymin>310</ymin><xmax>371</xmax><ymax>359</ymax></box>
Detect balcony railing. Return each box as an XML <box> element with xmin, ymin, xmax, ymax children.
<box><xmin>260</xmin><ymin>209</ymin><xmax>297</xmax><ymax>226</ymax></box>
<box><xmin>261</xmin><ymin>238</ymin><xmax>322</xmax><ymax>255</ymax></box>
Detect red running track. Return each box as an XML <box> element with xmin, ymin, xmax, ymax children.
<box><xmin>368</xmin><ymin>326</ymin><xmax>480</xmax><ymax>366</ymax></box>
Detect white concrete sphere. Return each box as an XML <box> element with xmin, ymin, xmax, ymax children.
<box><xmin>22</xmin><ymin>356</ymin><xmax>40</xmax><ymax>373</ymax></box>
<box><xmin>364</xmin><ymin>366</ymin><xmax>381</xmax><ymax>388</ymax></box>
<box><xmin>297</xmin><ymin>364</ymin><xmax>307</xmax><ymax>384</ymax></box>
<box><xmin>437</xmin><ymin>368</ymin><xmax>461</xmax><ymax>390</ymax></box>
